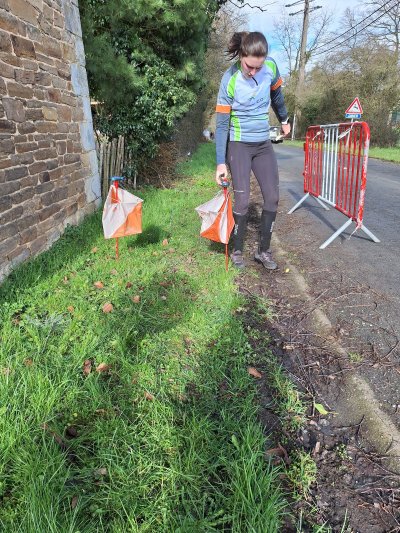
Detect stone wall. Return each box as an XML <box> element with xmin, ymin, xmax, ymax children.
<box><xmin>0</xmin><ymin>0</ymin><xmax>100</xmax><ymax>281</ymax></box>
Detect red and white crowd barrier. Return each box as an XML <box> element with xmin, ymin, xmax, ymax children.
<box><xmin>288</xmin><ymin>121</ymin><xmax>380</xmax><ymax>249</ymax></box>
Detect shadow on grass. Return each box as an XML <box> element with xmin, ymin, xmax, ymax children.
<box><xmin>130</xmin><ymin>224</ymin><xmax>168</xmax><ymax>248</ymax></box>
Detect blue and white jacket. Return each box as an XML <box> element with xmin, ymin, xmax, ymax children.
<box><xmin>215</xmin><ymin>57</ymin><xmax>288</xmax><ymax>164</ymax></box>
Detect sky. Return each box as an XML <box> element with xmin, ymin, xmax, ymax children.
<box><xmin>242</xmin><ymin>0</ymin><xmax>363</xmax><ymax>73</ymax></box>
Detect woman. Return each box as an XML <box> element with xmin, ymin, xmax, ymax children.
<box><xmin>215</xmin><ymin>31</ymin><xmax>290</xmax><ymax>270</ymax></box>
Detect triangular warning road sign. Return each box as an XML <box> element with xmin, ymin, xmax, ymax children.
<box><xmin>345</xmin><ymin>97</ymin><xmax>363</xmax><ymax>114</ymax></box>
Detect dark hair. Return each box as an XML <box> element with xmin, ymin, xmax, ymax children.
<box><xmin>227</xmin><ymin>31</ymin><xmax>268</xmax><ymax>61</ymax></box>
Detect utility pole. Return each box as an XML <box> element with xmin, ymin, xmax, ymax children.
<box><xmin>286</xmin><ymin>0</ymin><xmax>321</xmax><ymax>139</ymax></box>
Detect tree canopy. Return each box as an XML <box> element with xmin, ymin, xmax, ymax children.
<box><xmin>79</xmin><ymin>0</ymin><xmax>221</xmax><ymax>166</ymax></box>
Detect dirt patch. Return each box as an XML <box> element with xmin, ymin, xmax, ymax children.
<box><xmin>234</xmin><ymin>184</ymin><xmax>400</xmax><ymax>532</ymax></box>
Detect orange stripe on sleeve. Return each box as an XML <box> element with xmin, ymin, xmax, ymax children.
<box><xmin>271</xmin><ymin>77</ymin><xmax>283</xmax><ymax>91</ymax></box>
<box><xmin>216</xmin><ymin>104</ymin><xmax>231</xmax><ymax>114</ymax></box>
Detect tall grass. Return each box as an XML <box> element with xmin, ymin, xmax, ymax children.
<box><xmin>0</xmin><ymin>144</ymin><xmax>286</xmax><ymax>531</ymax></box>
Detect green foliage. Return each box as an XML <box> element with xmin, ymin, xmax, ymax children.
<box><xmin>79</xmin><ymin>0</ymin><xmax>220</xmax><ymax>167</ymax></box>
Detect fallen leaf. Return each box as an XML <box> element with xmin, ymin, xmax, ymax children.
<box><xmin>66</xmin><ymin>425</ymin><xmax>78</xmax><ymax>438</ymax></box>
<box><xmin>144</xmin><ymin>391</ymin><xmax>154</xmax><ymax>401</ymax></box>
<box><xmin>160</xmin><ymin>295</ymin><xmax>167</xmax><ymax>301</ymax></box>
<box><xmin>41</xmin><ymin>423</ymin><xmax>67</xmax><ymax>450</ymax></box>
<box><xmin>102</xmin><ymin>302</ymin><xmax>113</xmax><ymax>313</ymax></box>
<box><xmin>96</xmin><ymin>362</ymin><xmax>110</xmax><ymax>373</ymax></box>
<box><xmin>314</xmin><ymin>402</ymin><xmax>329</xmax><ymax>415</ymax></box>
<box><xmin>110</xmin><ymin>268</ymin><xmax>118</xmax><ymax>275</ymax></box>
<box><xmin>71</xmin><ymin>496</ymin><xmax>78</xmax><ymax>509</ymax></box>
<box><xmin>94</xmin><ymin>281</ymin><xmax>104</xmax><ymax>289</ymax></box>
<box><xmin>94</xmin><ymin>467</ymin><xmax>107</xmax><ymax>476</ymax></box>
<box><xmin>159</xmin><ymin>281</ymin><xmax>169</xmax><ymax>287</ymax></box>
<box><xmin>248</xmin><ymin>366</ymin><xmax>262</xmax><ymax>379</ymax></box>
<box><xmin>313</xmin><ymin>441</ymin><xmax>321</xmax><ymax>456</ymax></box>
<box><xmin>285</xmin><ymin>268</ymin><xmax>290</xmax><ymax>273</ymax></box>
<box><xmin>131</xmin><ymin>295</ymin><xmax>140</xmax><ymax>304</ymax></box>
<box><xmin>162</xmin><ymin>239</ymin><xmax>169</xmax><ymax>246</ymax></box>
<box><xmin>91</xmin><ymin>247</ymin><xmax>98</xmax><ymax>253</ymax></box>
<box><xmin>83</xmin><ymin>359</ymin><xmax>92</xmax><ymax>376</ymax></box>
<box><xmin>168</xmin><ymin>248</ymin><xmax>175</xmax><ymax>253</ymax></box>
<box><xmin>24</xmin><ymin>358</ymin><xmax>33</xmax><ymax>367</ymax></box>
<box><xmin>1</xmin><ymin>367</ymin><xmax>11</xmax><ymax>376</ymax></box>
<box><xmin>125</xmin><ymin>282</ymin><xmax>133</xmax><ymax>289</ymax></box>
<box><xmin>67</xmin><ymin>306</ymin><xmax>74</xmax><ymax>313</ymax></box>
<box><xmin>152</xmin><ymin>251</ymin><xmax>158</xmax><ymax>256</ymax></box>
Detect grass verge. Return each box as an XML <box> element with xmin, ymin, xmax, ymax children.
<box><xmin>1</xmin><ymin>143</ymin><xmax>289</xmax><ymax>532</ymax></box>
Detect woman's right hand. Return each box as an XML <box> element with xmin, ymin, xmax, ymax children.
<box><xmin>215</xmin><ymin>164</ymin><xmax>228</xmax><ymax>186</ymax></box>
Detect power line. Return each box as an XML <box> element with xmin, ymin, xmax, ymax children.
<box><xmin>311</xmin><ymin>0</ymin><xmax>399</xmax><ymax>55</ymax></box>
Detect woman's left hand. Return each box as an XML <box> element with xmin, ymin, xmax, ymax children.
<box><xmin>281</xmin><ymin>123</ymin><xmax>291</xmax><ymax>137</ymax></box>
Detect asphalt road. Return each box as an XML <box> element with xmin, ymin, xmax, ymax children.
<box><xmin>272</xmin><ymin>143</ymin><xmax>400</xmax><ymax>424</ymax></box>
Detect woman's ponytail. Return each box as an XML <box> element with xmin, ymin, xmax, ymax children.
<box><xmin>226</xmin><ymin>31</ymin><xmax>268</xmax><ymax>61</ymax></box>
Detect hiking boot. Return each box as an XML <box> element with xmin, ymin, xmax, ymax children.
<box><xmin>254</xmin><ymin>249</ymin><xmax>277</xmax><ymax>270</ymax></box>
<box><xmin>230</xmin><ymin>250</ymin><xmax>245</xmax><ymax>269</ymax></box>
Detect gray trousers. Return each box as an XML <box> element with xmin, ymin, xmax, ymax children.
<box><xmin>227</xmin><ymin>140</ymin><xmax>279</xmax><ymax>216</ymax></box>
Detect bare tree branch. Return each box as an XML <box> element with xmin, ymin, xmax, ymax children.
<box><xmin>227</xmin><ymin>0</ymin><xmax>277</xmax><ymax>13</ymax></box>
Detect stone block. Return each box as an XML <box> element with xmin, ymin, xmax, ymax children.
<box><xmin>11</xmin><ymin>35</ymin><xmax>36</xmax><ymax>59</ymax></box>
<box><xmin>10</xmin><ymin>152</ymin><xmax>34</xmax><ymax>165</ymax></box>
<box><xmin>0</xmin><ymin>195</ymin><xmax>12</xmax><ymax>213</ymax></box>
<box><xmin>28</xmin><ymin>234</ymin><xmax>48</xmax><ymax>255</ymax></box>
<box><xmin>26</xmin><ymin>108</ymin><xmax>43</xmax><ymax>121</ymax></box>
<box><xmin>54</xmin><ymin>9</ymin><xmax>64</xmax><ymax>28</ymax></box>
<box><xmin>0</xmin><ymin>119</ymin><xmax>16</xmax><ymax>133</ymax></box>
<box><xmin>57</xmin><ymin>105</ymin><xmax>71</xmax><ymax>122</ymax></box>
<box><xmin>38</xmin><ymin>202</ymin><xmax>59</xmax><ymax>221</ymax></box>
<box><xmin>15</xmin><ymin>69</ymin><xmax>35</xmax><ymax>84</ymax></box>
<box><xmin>25</xmin><ymin>24</ymin><xmax>42</xmax><ymax>43</ymax></box>
<box><xmin>1</xmin><ymin>180</ymin><xmax>20</xmax><ymax>195</ymax></box>
<box><xmin>5</xmin><ymin>165</ymin><xmax>27</xmax><ymax>181</ymax></box>
<box><xmin>17</xmin><ymin>213</ymin><xmax>38</xmax><ymax>231</ymax></box>
<box><xmin>0</xmin><ymin>60</ymin><xmax>15</xmax><ymax>79</ymax></box>
<box><xmin>0</xmin><ymin>205</ymin><xmax>23</xmax><ymax>225</ymax></box>
<box><xmin>42</xmin><ymin>106</ymin><xmax>58</xmax><ymax>121</ymax></box>
<box><xmin>20</xmin><ymin>225</ymin><xmax>37</xmax><ymax>244</ymax></box>
<box><xmin>0</xmin><ymin>137</ymin><xmax>14</xmax><ymax>153</ymax></box>
<box><xmin>34</xmin><ymin>147</ymin><xmax>57</xmax><ymax>161</ymax></box>
<box><xmin>3</xmin><ymin>98</ymin><xmax>25</xmax><ymax>122</ymax></box>
<box><xmin>36</xmin><ymin>37</ymin><xmax>62</xmax><ymax>59</ymax></box>
<box><xmin>0</xmin><ymin>28</ymin><xmax>12</xmax><ymax>53</ymax></box>
<box><xmin>35</xmin><ymin>71</ymin><xmax>52</xmax><ymax>86</ymax></box>
<box><xmin>11</xmin><ymin>185</ymin><xmax>35</xmax><ymax>205</ymax></box>
<box><xmin>35</xmin><ymin>180</ymin><xmax>53</xmax><ymax>194</ymax></box>
<box><xmin>8</xmin><ymin>0</ymin><xmax>38</xmax><ymax>25</ymax></box>
<box><xmin>0</xmin><ymin>237</ymin><xmax>18</xmax><ymax>258</ymax></box>
<box><xmin>18</xmin><ymin>122</ymin><xmax>35</xmax><ymax>134</ymax></box>
<box><xmin>9</xmin><ymin>246</ymin><xmax>30</xmax><ymax>267</ymax></box>
<box><xmin>19</xmin><ymin>174</ymin><xmax>38</xmax><ymax>188</ymax></box>
<box><xmin>15</xmin><ymin>141</ymin><xmax>37</xmax><ymax>153</ymax></box>
<box><xmin>28</xmin><ymin>160</ymin><xmax>47</xmax><ymax>175</ymax></box>
<box><xmin>0</xmin><ymin>10</ymin><xmax>26</xmax><ymax>35</ymax></box>
<box><xmin>0</xmin><ymin>221</ymin><xmax>16</xmax><ymax>240</ymax></box>
<box><xmin>7</xmin><ymin>81</ymin><xmax>34</xmax><ymax>98</ymax></box>
<box><xmin>36</xmin><ymin>121</ymin><xmax>58</xmax><ymax>133</ymax></box>
<box><xmin>48</xmin><ymin>88</ymin><xmax>61</xmax><ymax>103</ymax></box>
<box><xmin>63</xmin><ymin>0</ymin><xmax>81</xmax><ymax>37</ymax></box>
<box><xmin>70</xmin><ymin>63</ymin><xmax>89</xmax><ymax>97</ymax></box>
<box><xmin>46</xmin><ymin>159</ymin><xmax>58</xmax><ymax>170</ymax></box>
<box><xmin>64</xmin><ymin>153</ymin><xmax>80</xmax><ymax>165</ymax></box>
<box><xmin>79</xmin><ymin>122</ymin><xmax>95</xmax><ymax>152</ymax></box>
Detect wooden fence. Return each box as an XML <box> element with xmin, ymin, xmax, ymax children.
<box><xmin>96</xmin><ymin>135</ymin><xmax>135</xmax><ymax>200</ymax></box>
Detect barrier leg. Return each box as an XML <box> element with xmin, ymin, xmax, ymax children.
<box><xmin>288</xmin><ymin>193</ymin><xmax>309</xmax><ymax>214</ymax></box>
<box><xmin>360</xmin><ymin>224</ymin><xmax>380</xmax><ymax>243</ymax></box>
<box><xmin>319</xmin><ymin>218</ymin><xmax>353</xmax><ymax>249</ymax></box>
<box><xmin>315</xmin><ymin>197</ymin><xmax>330</xmax><ymax>210</ymax></box>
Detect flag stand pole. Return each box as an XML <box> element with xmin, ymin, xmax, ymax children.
<box><xmin>114</xmin><ymin>179</ymin><xmax>119</xmax><ymax>260</ymax></box>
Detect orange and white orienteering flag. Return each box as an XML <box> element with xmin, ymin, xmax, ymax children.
<box><xmin>195</xmin><ymin>189</ymin><xmax>234</xmax><ymax>245</ymax></box>
<box><xmin>102</xmin><ymin>185</ymin><xmax>143</xmax><ymax>239</ymax></box>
